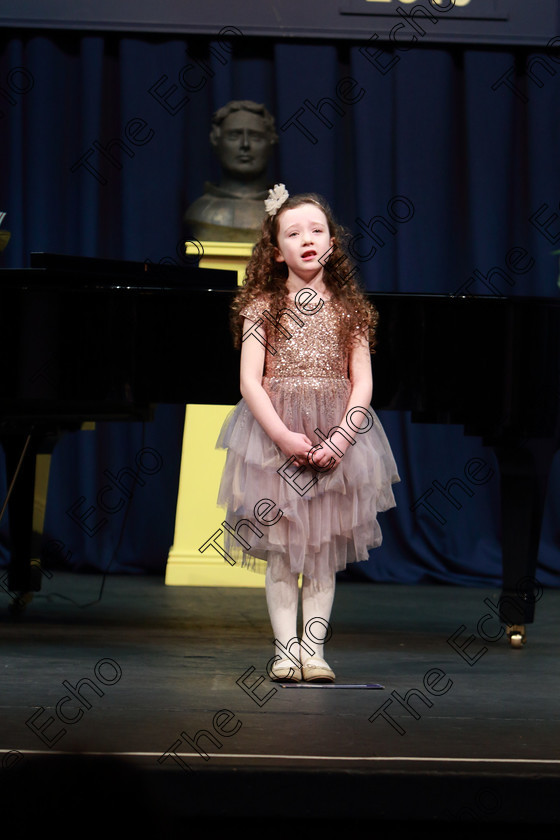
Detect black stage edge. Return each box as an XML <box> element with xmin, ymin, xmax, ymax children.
<box><xmin>1</xmin><ymin>572</ymin><xmax>559</xmax><ymax>833</ymax></box>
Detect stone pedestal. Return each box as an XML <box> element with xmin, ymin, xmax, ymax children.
<box><xmin>165</xmin><ymin>241</ymin><xmax>265</xmax><ymax>587</ymax></box>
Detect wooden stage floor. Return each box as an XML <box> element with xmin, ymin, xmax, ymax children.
<box><xmin>1</xmin><ymin>571</ymin><xmax>559</xmax><ymax>833</ymax></box>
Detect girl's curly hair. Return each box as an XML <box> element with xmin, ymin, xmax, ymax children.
<box><xmin>230</xmin><ymin>192</ymin><xmax>379</xmax><ymax>353</ymax></box>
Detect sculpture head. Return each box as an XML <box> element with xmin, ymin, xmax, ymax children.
<box><xmin>209</xmin><ymin>100</ymin><xmax>278</xmax><ymax>182</ymax></box>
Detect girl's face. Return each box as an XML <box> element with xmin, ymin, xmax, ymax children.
<box><xmin>274</xmin><ymin>203</ymin><xmax>334</xmax><ymax>283</ymax></box>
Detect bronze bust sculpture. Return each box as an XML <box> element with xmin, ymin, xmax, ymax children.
<box><xmin>184</xmin><ymin>100</ymin><xmax>278</xmax><ymax>242</ymax></box>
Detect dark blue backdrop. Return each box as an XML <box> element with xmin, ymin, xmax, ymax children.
<box><xmin>1</xmin><ymin>28</ymin><xmax>559</xmax><ymax>586</ymax></box>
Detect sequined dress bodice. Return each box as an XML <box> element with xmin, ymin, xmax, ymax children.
<box><xmin>242</xmin><ymin>297</ymin><xmax>349</xmax><ymax>380</ymax></box>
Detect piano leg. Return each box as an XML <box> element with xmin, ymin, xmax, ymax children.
<box><xmin>494</xmin><ymin>438</ymin><xmax>554</xmax><ymax>646</ymax></box>
<box><xmin>2</xmin><ymin>433</ymin><xmax>46</xmax><ymax>612</ymax></box>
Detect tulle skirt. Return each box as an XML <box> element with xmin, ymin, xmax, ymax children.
<box><xmin>216</xmin><ymin>375</ymin><xmax>400</xmax><ymax>580</ymax></box>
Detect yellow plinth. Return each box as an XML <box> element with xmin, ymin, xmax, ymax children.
<box><xmin>165</xmin><ymin>240</ymin><xmax>265</xmax><ymax>587</ymax></box>
<box><xmin>188</xmin><ymin>239</ymin><xmax>255</xmax><ymax>285</ymax></box>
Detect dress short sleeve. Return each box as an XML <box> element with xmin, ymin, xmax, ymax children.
<box><xmin>240</xmin><ymin>296</ymin><xmax>267</xmax><ymax>323</ymax></box>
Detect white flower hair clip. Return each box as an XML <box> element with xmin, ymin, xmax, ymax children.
<box><xmin>265</xmin><ymin>183</ymin><xmax>289</xmax><ymax>216</ymax></box>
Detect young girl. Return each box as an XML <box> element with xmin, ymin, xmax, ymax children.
<box><xmin>217</xmin><ymin>184</ymin><xmax>400</xmax><ymax>682</ymax></box>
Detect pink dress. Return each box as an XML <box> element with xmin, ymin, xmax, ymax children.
<box><xmin>216</xmin><ymin>295</ymin><xmax>400</xmax><ymax>580</ymax></box>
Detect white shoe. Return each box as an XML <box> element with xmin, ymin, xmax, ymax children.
<box><xmin>302</xmin><ymin>656</ymin><xmax>335</xmax><ymax>683</ymax></box>
<box><xmin>269</xmin><ymin>657</ymin><xmax>302</xmax><ymax>682</ymax></box>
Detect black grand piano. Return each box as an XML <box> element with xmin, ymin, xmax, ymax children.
<box><xmin>371</xmin><ymin>290</ymin><xmax>560</xmax><ymax>647</ymax></box>
<box><xmin>0</xmin><ymin>253</ymin><xmax>240</xmax><ymax>607</ymax></box>
<box><xmin>0</xmin><ymin>253</ymin><xmax>558</xmax><ymax>647</ymax></box>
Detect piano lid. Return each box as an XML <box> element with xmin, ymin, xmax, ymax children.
<box><xmin>28</xmin><ymin>251</ymin><xmax>238</xmax><ymax>291</ymax></box>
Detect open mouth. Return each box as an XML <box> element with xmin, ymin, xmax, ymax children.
<box><xmin>301</xmin><ymin>250</ymin><xmax>317</xmax><ymax>259</ymax></box>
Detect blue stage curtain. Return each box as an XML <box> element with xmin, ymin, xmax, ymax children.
<box><xmin>0</xmin><ymin>29</ymin><xmax>559</xmax><ymax>586</ymax></box>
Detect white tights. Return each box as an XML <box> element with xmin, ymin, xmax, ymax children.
<box><xmin>265</xmin><ymin>558</ymin><xmax>336</xmax><ymax>666</ymax></box>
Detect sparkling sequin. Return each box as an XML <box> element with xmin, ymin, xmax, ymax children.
<box><xmin>242</xmin><ymin>298</ymin><xmax>348</xmax><ymax>380</ymax></box>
